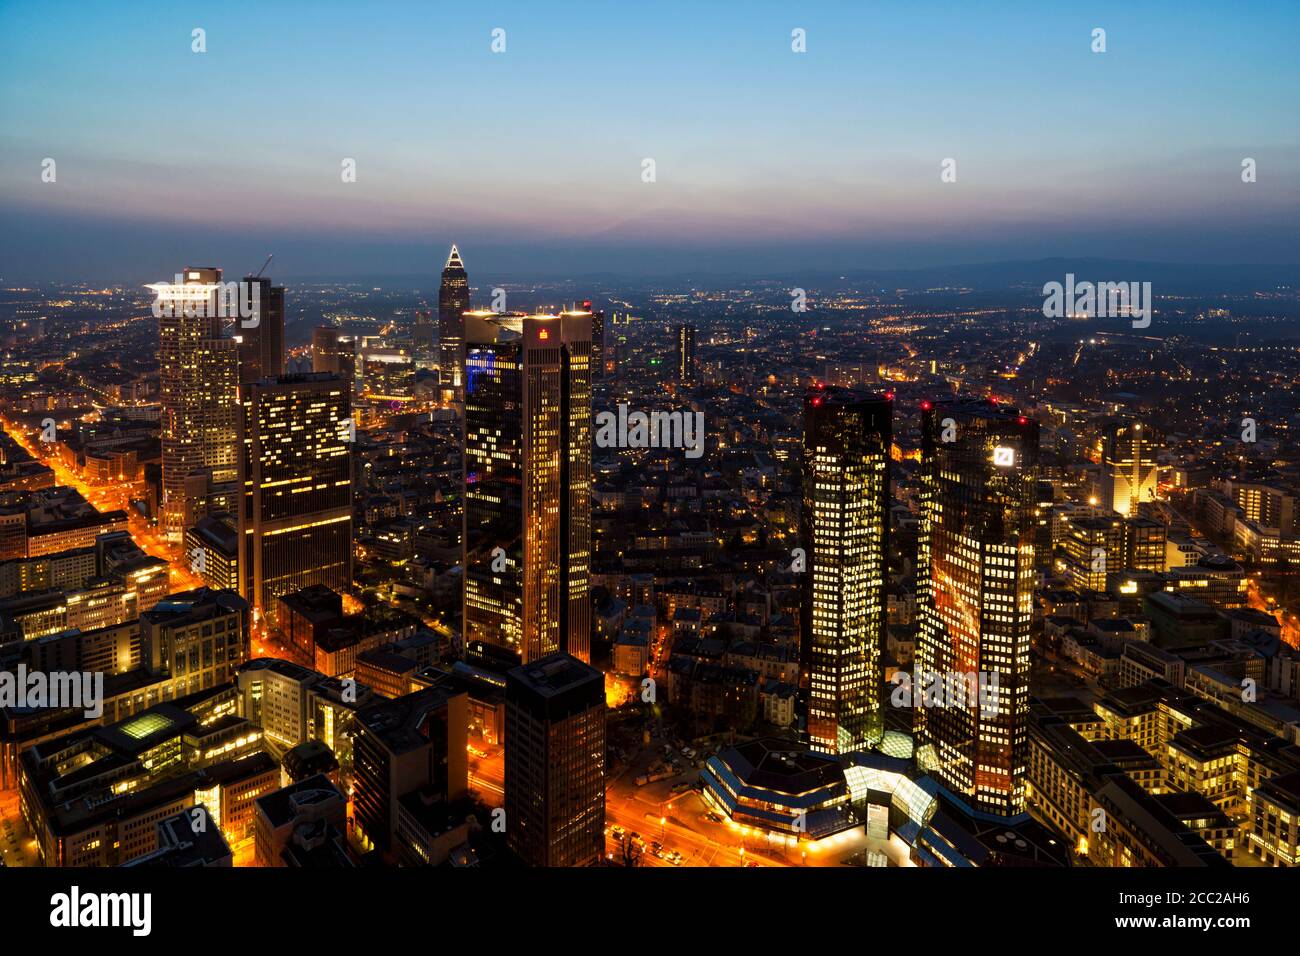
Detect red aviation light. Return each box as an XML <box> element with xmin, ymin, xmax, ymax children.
<box><xmin>1018</xmin><ymin>416</ymin><xmax>1028</xmax><ymax>425</ymax></box>
<box><xmin>921</xmin><ymin>400</ymin><xmax>933</xmax><ymax>412</ymax></box>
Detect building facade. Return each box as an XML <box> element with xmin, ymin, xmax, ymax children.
<box><xmin>438</xmin><ymin>245</ymin><xmax>470</xmax><ymax>395</ymax></box>
<box><xmin>1101</xmin><ymin>419</ymin><xmax>1159</xmax><ymax>517</ymax></box>
<box><xmin>801</xmin><ymin>386</ymin><xmax>890</xmax><ymax>754</ymax></box>
<box><xmin>238</xmin><ymin>374</ymin><xmax>353</xmax><ymax>617</ymax></box>
<box><xmin>151</xmin><ymin>267</ymin><xmax>241</xmax><ymax>541</ymax></box>
<box><xmin>915</xmin><ymin>400</ymin><xmax>1039</xmax><ymax>816</ymax></box>
<box><xmin>462</xmin><ymin>311</ymin><xmax>592</xmax><ymax>664</ymax></box>
<box><xmin>504</xmin><ymin>653</ymin><xmax>605</xmax><ymax>867</ymax></box>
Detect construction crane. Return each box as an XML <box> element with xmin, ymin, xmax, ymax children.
<box><xmin>252</xmin><ymin>254</ymin><xmax>273</xmax><ymax>278</ymax></box>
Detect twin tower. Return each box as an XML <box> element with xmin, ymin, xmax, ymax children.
<box><xmin>802</xmin><ymin>388</ymin><xmax>1040</xmax><ymax>816</ymax></box>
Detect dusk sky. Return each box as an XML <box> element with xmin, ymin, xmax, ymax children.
<box><xmin>2</xmin><ymin>0</ymin><xmax>1298</xmax><ymax>282</ymax></box>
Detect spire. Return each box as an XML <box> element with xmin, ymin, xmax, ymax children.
<box><xmin>445</xmin><ymin>244</ymin><xmax>464</xmax><ymax>270</ymax></box>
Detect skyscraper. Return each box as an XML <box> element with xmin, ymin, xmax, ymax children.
<box><xmin>150</xmin><ymin>267</ymin><xmax>241</xmax><ymax>541</ymax></box>
<box><xmin>235</xmin><ymin>275</ymin><xmax>285</xmax><ymax>383</ymax></box>
<box><xmin>583</xmin><ymin>301</ymin><xmax>605</xmax><ymax>380</ymax></box>
<box><xmin>801</xmin><ymin>386</ymin><xmax>890</xmax><ymax>754</ymax></box>
<box><xmin>312</xmin><ymin>326</ymin><xmax>356</xmax><ymax>381</ymax></box>
<box><xmin>675</xmin><ymin>323</ymin><xmax>696</xmax><ymax>385</ymax></box>
<box><xmin>438</xmin><ymin>245</ymin><xmax>470</xmax><ymax>396</ymax></box>
<box><xmin>1100</xmin><ymin>419</ymin><xmax>1159</xmax><ymax>517</ymax></box>
<box><xmin>238</xmin><ymin>373</ymin><xmax>353</xmax><ymax>616</ymax></box>
<box><xmin>504</xmin><ymin>652</ymin><xmax>605</xmax><ymax>867</ymax></box>
<box><xmin>916</xmin><ymin>399</ymin><xmax>1039</xmax><ymax>816</ymax></box>
<box><xmin>412</xmin><ymin>309</ymin><xmax>436</xmax><ymax>367</ymax></box>
<box><xmin>462</xmin><ymin>310</ymin><xmax>592</xmax><ymax>664</ymax></box>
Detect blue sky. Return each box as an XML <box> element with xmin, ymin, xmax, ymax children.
<box><xmin>1</xmin><ymin>0</ymin><xmax>1297</xmax><ymax>281</ymax></box>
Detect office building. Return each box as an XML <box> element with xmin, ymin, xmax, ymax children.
<box><xmin>462</xmin><ymin>311</ymin><xmax>592</xmax><ymax>664</ymax></box>
<box><xmin>504</xmin><ymin>653</ymin><xmax>605</xmax><ymax>867</ymax></box>
<box><xmin>184</xmin><ymin>515</ymin><xmax>239</xmax><ymax>592</ymax></box>
<box><xmin>438</xmin><ymin>245</ymin><xmax>470</xmax><ymax>395</ymax></box>
<box><xmin>675</xmin><ymin>323</ymin><xmax>696</xmax><ymax>385</ymax></box>
<box><xmin>352</xmin><ymin>685</ymin><xmax>468</xmax><ymax>855</ymax></box>
<box><xmin>1101</xmin><ymin>419</ymin><xmax>1159</xmax><ymax>517</ymax></box>
<box><xmin>801</xmin><ymin>386</ymin><xmax>890</xmax><ymax>754</ymax></box>
<box><xmin>312</xmin><ymin>326</ymin><xmax>356</xmax><ymax>381</ymax></box>
<box><xmin>915</xmin><ymin>399</ymin><xmax>1039</xmax><ymax>816</ymax></box>
<box><xmin>149</xmin><ymin>267</ymin><xmax>241</xmax><ymax>541</ymax></box>
<box><xmin>140</xmin><ymin>587</ymin><xmax>251</xmax><ymax>700</ymax></box>
<box><xmin>254</xmin><ymin>772</ymin><xmax>350</xmax><ymax>867</ymax></box>
<box><xmin>235</xmin><ymin>275</ymin><xmax>285</xmax><ymax>384</ymax></box>
<box><xmin>1062</xmin><ymin>513</ymin><xmax>1124</xmax><ymax>592</ymax></box>
<box><xmin>412</xmin><ymin>309</ymin><xmax>436</xmax><ymax>366</ymax></box>
<box><xmin>582</xmin><ymin>301</ymin><xmax>605</xmax><ymax>379</ymax></box>
<box><xmin>238</xmin><ymin>374</ymin><xmax>353</xmax><ymax>616</ymax></box>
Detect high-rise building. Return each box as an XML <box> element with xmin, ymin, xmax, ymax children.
<box><xmin>675</xmin><ymin>323</ymin><xmax>696</xmax><ymax>385</ymax></box>
<box><xmin>1101</xmin><ymin>419</ymin><xmax>1159</xmax><ymax>517</ymax></box>
<box><xmin>150</xmin><ymin>267</ymin><xmax>241</xmax><ymax>541</ymax></box>
<box><xmin>235</xmin><ymin>275</ymin><xmax>285</xmax><ymax>383</ymax></box>
<box><xmin>504</xmin><ymin>653</ymin><xmax>605</xmax><ymax>867</ymax></box>
<box><xmin>238</xmin><ymin>373</ymin><xmax>353</xmax><ymax>617</ymax></box>
<box><xmin>583</xmin><ymin>301</ymin><xmax>605</xmax><ymax>379</ymax></box>
<box><xmin>352</xmin><ymin>685</ymin><xmax>468</xmax><ymax>856</ymax></box>
<box><xmin>438</xmin><ymin>245</ymin><xmax>470</xmax><ymax>394</ymax></box>
<box><xmin>462</xmin><ymin>311</ymin><xmax>592</xmax><ymax>664</ymax></box>
<box><xmin>412</xmin><ymin>309</ymin><xmax>436</xmax><ymax>366</ymax></box>
<box><xmin>916</xmin><ymin>399</ymin><xmax>1039</xmax><ymax>816</ymax></box>
<box><xmin>801</xmin><ymin>386</ymin><xmax>890</xmax><ymax>754</ymax></box>
<box><xmin>312</xmin><ymin>326</ymin><xmax>356</xmax><ymax>381</ymax></box>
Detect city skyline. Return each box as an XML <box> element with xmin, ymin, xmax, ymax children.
<box><xmin>0</xmin><ymin>1</ymin><xmax>1295</xmax><ymax>935</ymax></box>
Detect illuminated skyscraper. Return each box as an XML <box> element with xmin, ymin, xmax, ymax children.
<box><xmin>1100</xmin><ymin>419</ymin><xmax>1158</xmax><ymax>517</ymax></box>
<box><xmin>675</xmin><ymin>323</ymin><xmax>696</xmax><ymax>385</ymax></box>
<box><xmin>150</xmin><ymin>267</ymin><xmax>241</xmax><ymax>541</ymax></box>
<box><xmin>1062</xmin><ymin>513</ymin><xmax>1124</xmax><ymax>592</ymax></box>
<box><xmin>463</xmin><ymin>311</ymin><xmax>592</xmax><ymax>664</ymax></box>
<box><xmin>916</xmin><ymin>399</ymin><xmax>1038</xmax><ymax>816</ymax></box>
<box><xmin>584</xmin><ymin>302</ymin><xmax>605</xmax><ymax>380</ymax></box>
<box><xmin>438</xmin><ymin>245</ymin><xmax>470</xmax><ymax>395</ymax></box>
<box><xmin>504</xmin><ymin>652</ymin><xmax>605</xmax><ymax>867</ymax></box>
<box><xmin>235</xmin><ymin>275</ymin><xmax>284</xmax><ymax>383</ymax></box>
<box><xmin>238</xmin><ymin>373</ymin><xmax>353</xmax><ymax>616</ymax></box>
<box><xmin>801</xmin><ymin>386</ymin><xmax>890</xmax><ymax>754</ymax></box>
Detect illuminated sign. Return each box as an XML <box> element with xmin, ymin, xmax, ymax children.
<box><xmin>993</xmin><ymin>446</ymin><xmax>1016</xmax><ymax>467</ymax></box>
